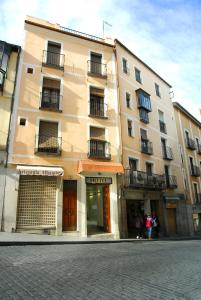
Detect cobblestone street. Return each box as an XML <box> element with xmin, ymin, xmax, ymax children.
<box><xmin>1</xmin><ymin>240</ymin><xmax>201</xmax><ymax>299</ymax></box>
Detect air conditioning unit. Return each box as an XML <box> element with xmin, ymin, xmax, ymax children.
<box><xmin>133</xmin><ymin>171</ymin><xmax>144</xmax><ymax>185</ymax></box>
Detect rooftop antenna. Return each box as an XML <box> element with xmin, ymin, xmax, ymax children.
<box><xmin>103</xmin><ymin>21</ymin><xmax>112</xmax><ymax>38</ymax></box>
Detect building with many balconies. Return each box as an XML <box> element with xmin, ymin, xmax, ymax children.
<box><xmin>3</xmin><ymin>16</ymin><xmax>123</xmax><ymax>238</ymax></box>
<box><xmin>115</xmin><ymin>40</ymin><xmax>190</xmax><ymax>237</ymax></box>
<box><xmin>1</xmin><ymin>16</ymin><xmax>192</xmax><ymax>238</ymax></box>
<box><xmin>173</xmin><ymin>102</ymin><xmax>201</xmax><ymax>235</ymax></box>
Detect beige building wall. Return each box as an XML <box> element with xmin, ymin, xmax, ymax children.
<box><xmin>115</xmin><ymin>41</ymin><xmax>189</xmax><ymax>237</ymax></box>
<box><xmin>5</xmin><ymin>17</ymin><xmax>121</xmax><ymax>237</ymax></box>
<box><xmin>174</xmin><ymin>103</ymin><xmax>201</xmax><ymax>234</ymax></box>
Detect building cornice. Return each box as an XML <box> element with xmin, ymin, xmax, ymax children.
<box><xmin>25</xmin><ymin>20</ymin><xmax>114</xmax><ymax>48</ymax></box>
<box><xmin>173</xmin><ymin>102</ymin><xmax>201</xmax><ymax>128</ymax></box>
<box><xmin>115</xmin><ymin>39</ymin><xmax>172</xmax><ymax>88</ymax></box>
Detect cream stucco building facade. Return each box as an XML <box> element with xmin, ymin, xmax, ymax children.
<box><xmin>1</xmin><ymin>16</ymin><xmax>192</xmax><ymax>238</ymax></box>
<box><xmin>4</xmin><ymin>16</ymin><xmax>122</xmax><ymax>238</ymax></box>
<box><xmin>173</xmin><ymin>102</ymin><xmax>201</xmax><ymax>235</ymax></box>
<box><xmin>114</xmin><ymin>40</ymin><xmax>190</xmax><ymax>237</ymax></box>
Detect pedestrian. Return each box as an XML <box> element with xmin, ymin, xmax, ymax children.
<box><xmin>152</xmin><ymin>212</ymin><xmax>160</xmax><ymax>238</ymax></box>
<box><xmin>145</xmin><ymin>215</ymin><xmax>152</xmax><ymax>240</ymax></box>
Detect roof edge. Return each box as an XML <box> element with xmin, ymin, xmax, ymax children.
<box><xmin>25</xmin><ymin>19</ymin><xmax>114</xmax><ymax>48</ymax></box>
<box><xmin>115</xmin><ymin>39</ymin><xmax>172</xmax><ymax>88</ymax></box>
<box><xmin>173</xmin><ymin>102</ymin><xmax>201</xmax><ymax>128</ymax></box>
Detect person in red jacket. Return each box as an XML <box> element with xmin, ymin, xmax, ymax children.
<box><xmin>146</xmin><ymin>215</ymin><xmax>152</xmax><ymax>239</ymax></box>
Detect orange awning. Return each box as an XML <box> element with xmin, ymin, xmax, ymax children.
<box><xmin>78</xmin><ymin>160</ymin><xmax>124</xmax><ymax>174</ymax></box>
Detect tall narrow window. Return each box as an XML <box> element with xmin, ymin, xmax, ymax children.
<box><xmin>127</xmin><ymin>119</ymin><xmax>133</xmax><ymax>137</ymax></box>
<box><xmin>122</xmin><ymin>58</ymin><xmax>128</xmax><ymax>74</ymax></box>
<box><xmin>126</xmin><ymin>92</ymin><xmax>131</xmax><ymax>108</ymax></box>
<box><xmin>47</xmin><ymin>42</ymin><xmax>61</xmax><ymax>65</ymax></box>
<box><xmin>90</xmin><ymin>52</ymin><xmax>102</xmax><ymax>75</ymax></box>
<box><xmin>146</xmin><ymin>162</ymin><xmax>153</xmax><ymax>175</ymax></box>
<box><xmin>135</xmin><ymin>67</ymin><xmax>141</xmax><ymax>83</ymax></box>
<box><xmin>155</xmin><ymin>83</ymin><xmax>160</xmax><ymax>97</ymax></box>
<box><xmin>129</xmin><ymin>158</ymin><xmax>137</xmax><ymax>170</ymax></box>
<box><xmin>193</xmin><ymin>183</ymin><xmax>199</xmax><ymax>204</ymax></box>
<box><xmin>158</xmin><ymin>110</ymin><xmax>166</xmax><ymax>133</ymax></box>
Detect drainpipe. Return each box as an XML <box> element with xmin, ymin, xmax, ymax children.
<box><xmin>113</xmin><ymin>43</ymin><xmax>125</xmax><ymax>237</ymax></box>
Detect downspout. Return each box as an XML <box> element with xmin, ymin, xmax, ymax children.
<box><xmin>113</xmin><ymin>42</ymin><xmax>125</xmax><ymax>238</ymax></box>
<box><xmin>1</xmin><ymin>46</ymin><xmax>21</xmax><ymax>231</ymax></box>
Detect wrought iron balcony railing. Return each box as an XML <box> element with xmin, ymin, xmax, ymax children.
<box><xmin>40</xmin><ymin>92</ymin><xmax>62</xmax><ymax>111</ymax></box>
<box><xmin>89</xmin><ymin>100</ymin><xmax>108</xmax><ymax>118</ymax></box>
<box><xmin>88</xmin><ymin>139</ymin><xmax>111</xmax><ymax>160</ymax></box>
<box><xmin>87</xmin><ymin>60</ymin><xmax>107</xmax><ymax>77</ymax></box>
<box><xmin>186</xmin><ymin>137</ymin><xmax>196</xmax><ymax>150</ymax></box>
<box><xmin>165</xmin><ymin>175</ymin><xmax>177</xmax><ymax>189</ymax></box>
<box><xmin>194</xmin><ymin>193</ymin><xmax>201</xmax><ymax>204</ymax></box>
<box><xmin>42</xmin><ymin>50</ymin><xmax>65</xmax><ymax>69</ymax></box>
<box><xmin>35</xmin><ymin>135</ymin><xmax>62</xmax><ymax>155</ymax></box>
<box><xmin>159</xmin><ymin>120</ymin><xmax>167</xmax><ymax>134</ymax></box>
<box><xmin>124</xmin><ymin>169</ymin><xmax>166</xmax><ymax>190</ymax></box>
<box><xmin>190</xmin><ymin>165</ymin><xmax>201</xmax><ymax>177</ymax></box>
<box><xmin>141</xmin><ymin>140</ymin><xmax>153</xmax><ymax>155</ymax></box>
<box><xmin>139</xmin><ymin>108</ymin><xmax>149</xmax><ymax>124</ymax></box>
<box><xmin>162</xmin><ymin>146</ymin><xmax>173</xmax><ymax>160</ymax></box>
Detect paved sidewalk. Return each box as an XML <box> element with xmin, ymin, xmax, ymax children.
<box><xmin>0</xmin><ymin>232</ymin><xmax>201</xmax><ymax>246</ymax></box>
<box><xmin>0</xmin><ymin>232</ymin><xmax>135</xmax><ymax>246</ymax></box>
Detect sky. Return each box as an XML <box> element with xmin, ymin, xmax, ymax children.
<box><xmin>0</xmin><ymin>0</ymin><xmax>201</xmax><ymax>121</ymax></box>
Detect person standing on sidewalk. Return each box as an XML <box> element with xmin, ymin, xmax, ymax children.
<box><xmin>152</xmin><ymin>212</ymin><xmax>160</xmax><ymax>238</ymax></box>
<box><xmin>146</xmin><ymin>215</ymin><xmax>152</xmax><ymax>240</ymax></box>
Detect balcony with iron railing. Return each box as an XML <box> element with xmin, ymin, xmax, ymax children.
<box><xmin>124</xmin><ymin>169</ymin><xmax>166</xmax><ymax>190</ymax></box>
<box><xmin>88</xmin><ymin>139</ymin><xmax>111</xmax><ymax>160</ymax></box>
<box><xmin>159</xmin><ymin>120</ymin><xmax>167</xmax><ymax>134</ymax></box>
<box><xmin>35</xmin><ymin>135</ymin><xmax>62</xmax><ymax>155</ymax></box>
<box><xmin>89</xmin><ymin>99</ymin><xmax>108</xmax><ymax>118</ymax></box>
<box><xmin>197</xmin><ymin>143</ymin><xmax>201</xmax><ymax>154</ymax></box>
<box><xmin>87</xmin><ymin>60</ymin><xmax>107</xmax><ymax>78</ymax></box>
<box><xmin>141</xmin><ymin>139</ymin><xmax>153</xmax><ymax>155</ymax></box>
<box><xmin>194</xmin><ymin>193</ymin><xmax>201</xmax><ymax>204</ymax></box>
<box><xmin>42</xmin><ymin>50</ymin><xmax>65</xmax><ymax>70</ymax></box>
<box><xmin>186</xmin><ymin>137</ymin><xmax>196</xmax><ymax>150</ymax></box>
<box><xmin>165</xmin><ymin>175</ymin><xmax>177</xmax><ymax>189</ymax></box>
<box><xmin>162</xmin><ymin>146</ymin><xmax>173</xmax><ymax>160</ymax></box>
<box><xmin>190</xmin><ymin>164</ymin><xmax>201</xmax><ymax>177</ymax></box>
<box><xmin>39</xmin><ymin>92</ymin><xmax>62</xmax><ymax>112</ymax></box>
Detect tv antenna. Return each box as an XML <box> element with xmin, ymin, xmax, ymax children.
<box><xmin>103</xmin><ymin>21</ymin><xmax>112</xmax><ymax>38</ymax></box>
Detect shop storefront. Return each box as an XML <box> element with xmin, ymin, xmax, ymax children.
<box><xmin>16</xmin><ymin>165</ymin><xmax>63</xmax><ymax>233</ymax></box>
<box><xmin>77</xmin><ymin>160</ymin><xmax>124</xmax><ymax>238</ymax></box>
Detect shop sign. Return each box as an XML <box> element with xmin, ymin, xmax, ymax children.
<box><xmin>85</xmin><ymin>177</ymin><xmax>112</xmax><ymax>185</ymax></box>
<box><xmin>17</xmin><ymin>166</ymin><xmax>64</xmax><ymax>177</ymax></box>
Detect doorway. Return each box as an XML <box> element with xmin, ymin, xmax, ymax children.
<box><xmin>126</xmin><ymin>200</ymin><xmax>144</xmax><ymax>238</ymax></box>
<box><xmin>86</xmin><ymin>184</ymin><xmax>111</xmax><ymax>235</ymax></box>
<box><xmin>63</xmin><ymin>180</ymin><xmax>77</xmax><ymax>231</ymax></box>
<box><xmin>167</xmin><ymin>208</ymin><xmax>177</xmax><ymax>235</ymax></box>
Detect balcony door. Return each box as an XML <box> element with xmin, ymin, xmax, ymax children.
<box><xmin>90</xmin><ymin>52</ymin><xmax>102</xmax><ymax>74</ymax></box>
<box><xmin>38</xmin><ymin>121</ymin><xmax>59</xmax><ymax>153</ymax></box>
<box><xmin>42</xmin><ymin>78</ymin><xmax>60</xmax><ymax>110</ymax></box>
<box><xmin>90</xmin><ymin>87</ymin><xmax>105</xmax><ymax>117</ymax></box>
<box><xmin>47</xmin><ymin>41</ymin><xmax>61</xmax><ymax>67</ymax></box>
